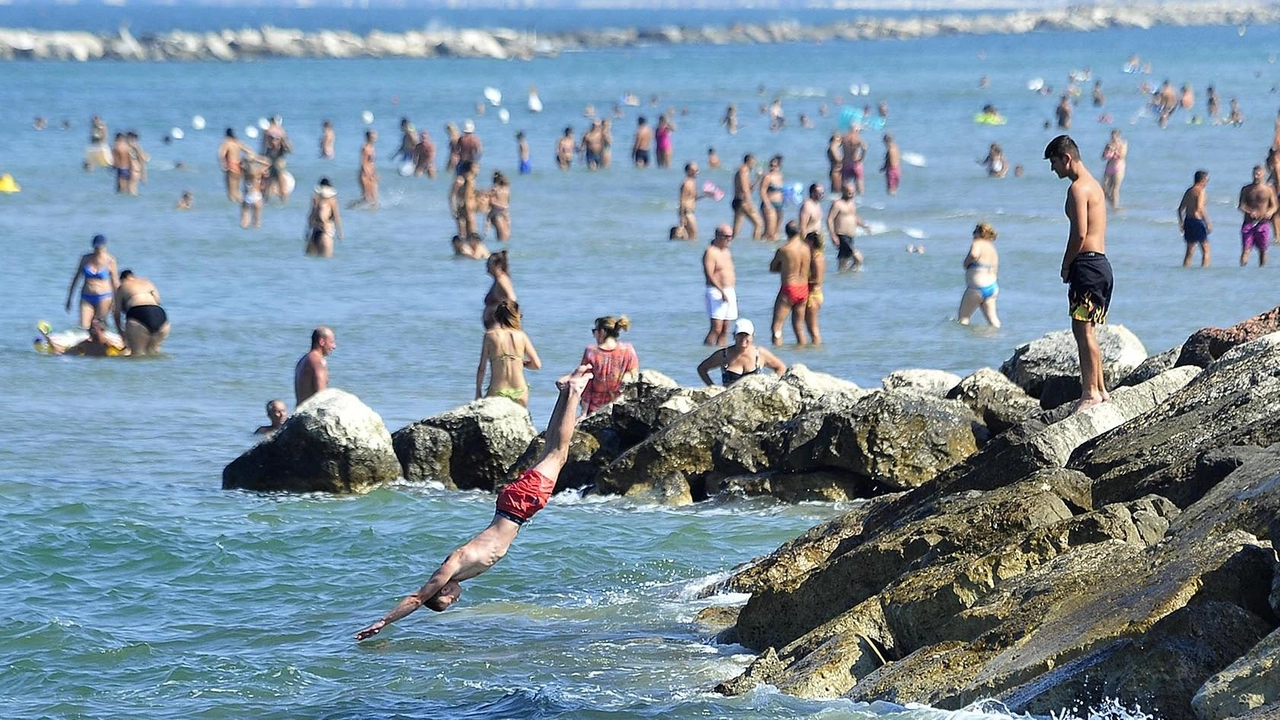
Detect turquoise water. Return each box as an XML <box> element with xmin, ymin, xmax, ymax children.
<box><xmin>3</xmin><ymin>21</ymin><xmax>1278</xmax><ymax>718</ymax></box>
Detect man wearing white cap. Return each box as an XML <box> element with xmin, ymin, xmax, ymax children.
<box><xmin>457</xmin><ymin>120</ymin><xmax>482</xmax><ymax>172</ymax></box>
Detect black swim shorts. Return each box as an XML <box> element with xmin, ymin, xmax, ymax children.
<box><xmin>1067</xmin><ymin>252</ymin><xmax>1113</xmax><ymax>324</ymax></box>
<box><xmin>837</xmin><ymin>234</ymin><xmax>855</xmax><ymax>259</ymax></box>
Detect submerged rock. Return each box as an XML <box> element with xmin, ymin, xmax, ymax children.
<box><xmin>222</xmin><ymin>388</ymin><xmax>400</xmax><ymax>493</ymax></box>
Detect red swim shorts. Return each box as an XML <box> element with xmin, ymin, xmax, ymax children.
<box><xmin>495</xmin><ymin>468</ymin><xmax>556</xmax><ymax>524</ymax></box>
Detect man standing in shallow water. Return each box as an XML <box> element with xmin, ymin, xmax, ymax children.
<box><xmin>295</xmin><ymin>326</ymin><xmax>336</xmax><ymax>406</ymax></box>
<box><xmin>1177</xmin><ymin>170</ymin><xmax>1211</xmax><ymax>267</ymax></box>
<box><xmin>703</xmin><ymin>225</ymin><xmax>737</xmax><ymax>346</ymax></box>
<box><xmin>1045</xmin><ymin>134</ymin><xmax>1112</xmax><ymax>413</ymax></box>
<box><xmin>1237</xmin><ymin>165</ymin><xmax>1276</xmax><ymax>267</ymax></box>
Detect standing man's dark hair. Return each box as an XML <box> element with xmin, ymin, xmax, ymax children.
<box><xmin>1043</xmin><ymin>134</ymin><xmax>1080</xmax><ymax>162</ymax></box>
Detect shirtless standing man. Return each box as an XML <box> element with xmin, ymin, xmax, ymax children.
<box><xmin>355</xmin><ymin>130</ymin><xmax>379</xmax><ymax>208</ymax></box>
<box><xmin>516</xmin><ymin>131</ymin><xmax>531</xmax><ymax>175</ymax></box>
<box><xmin>457</xmin><ymin>121</ymin><xmax>482</xmax><ymax>174</ymax></box>
<box><xmin>1045</xmin><ymin>134</ymin><xmax>1111</xmax><ymax>412</ymax></box>
<box><xmin>798</xmin><ymin>183</ymin><xmax>824</xmax><ymax>237</ymax></box>
<box><xmin>678</xmin><ymin>163</ymin><xmax>702</xmax><ymax>241</ymax></box>
<box><xmin>319</xmin><ymin>120</ymin><xmax>335</xmax><ymax>160</ymax></box>
<box><xmin>355</xmin><ymin>365</ymin><xmax>594</xmax><ymax>641</ymax></box>
<box><xmin>218</xmin><ymin>129</ymin><xmax>249</xmax><ymax>202</ymax></box>
<box><xmin>413</xmin><ymin>129</ymin><xmax>436</xmax><ymax>178</ymax></box>
<box><xmin>295</xmin><ymin>326</ymin><xmax>336</xmax><ymax>406</ymax></box>
<box><xmin>632</xmin><ymin>116</ymin><xmax>652</xmax><ymax>168</ymax></box>
<box><xmin>1177</xmin><ymin>170</ymin><xmax>1211</xmax><ymax>267</ymax></box>
<box><xmin>731</xmin><ymin>154</ymin><xmax>763</xmax><ymax>240</ymax></box>
<box><xmin>841</xmin><ymin>127</ymin><xmax>868</xmax><ymax>195</ymax></box>
<box><xmin>769</xmin><ymin>220</ymin><xmax>811</xmax><ymax>345</ymax></box>
<box><xmin>111</xmin><ymin>133</ymin><xmax>132</xmax><ymax>194</ymax></box>
<box><xmin>827</xmin><ymin>181</ymin><xmax>870</xmax><ymax>272</ymax></box>
<box><xmin>1238</xmin><ymin>165</ymin><xmax>1277</xmax><ymax>267</ymax></box>
<box><xmin>882</xmin><ymin>134</ymin><xmax>901</xmax><ymax>196</ymax></box>
<box><xmin>702</xmin><ymin>225</ymin><xmax>737</xmax><ymax>346</ymax></box>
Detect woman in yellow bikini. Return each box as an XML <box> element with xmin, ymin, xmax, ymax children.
<box><xmin>476</xmin><ymin>300</ymin><xmax>541</xmax><ymax>407</ymax></box>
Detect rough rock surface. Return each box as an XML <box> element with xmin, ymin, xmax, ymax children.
<box><xmin>781</xmin><ymin>389</ymin><xmax>979</xmax><ymax>491</ymax></box>
<box><xmin>944</xmin><ymin>367</ymin><xmax>1040</xmax><ymax>435</ymax></box>
<box><xmin>1000</xmin><ymin>325</ymin><xmax>1146</xmax><ymax>401</ymax></box>
<box><xmin>1072</xmin><ymin>332</ymin><xmax>1280</xmax><ymax>508</ymax></box>
<box><xmin>881</xmin><ymin>369</ymin><xmax>962</xmax><ymax>397</ymax></box>
<box><xmin>1177</xmin><ymin>305</ymin><xmax>1280</xmax><ymax>368</ymax></box>
<box><xmin>223</xmin><ymin>388</ymin><xmax>400</xmax><ymax>493</ymax></box>
<box><xmin>928</xmin><ymin>366</ymin><xmax>1198</xmax><ymax>498</ymax></box>
<box><xmin>392</xmin><ymin>398</ymin><xmax>535</xmax><ymax>491</ymax></box>
<box><xmin>595</xmin><ymin>373</ymin><xmax>801</xmax><ymax>503</ymax></box>
<box><xmin>1193</xmin><ymin>626</ymin><xmax>1280</xmax><ymax>720</ymax></box>
<box><xmin>390</xmin><ymin>423</ymin><xmax>451</xmax><ymax>485</ymax></box>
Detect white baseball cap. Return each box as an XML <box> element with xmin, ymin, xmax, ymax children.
<box><xmin>733</xmin><ymin>318</ymin><xmax>755</xmax><ymax>336</ymax></box>
<box><xmin>462</xmin><ymin>120</ymin><xmax>475</xmax><ymax>133</ymax></box>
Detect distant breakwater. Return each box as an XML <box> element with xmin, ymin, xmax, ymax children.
<box><xmin>0</xmin><ymin>3</ymin><xmax>1277</xmax><ymax>62</ymax></box>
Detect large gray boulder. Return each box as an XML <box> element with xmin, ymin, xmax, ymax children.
<box><xmin>392</xmin><ymin>398</ymin><xmax>535</xmax><ymax>491</ymax></box>
<box><xmin>222</xmin><ymin>388</ymin><xmax>400</xmax><ymax>493</ymax></box>
<box><xmin>1001</xmin><ymin>325</ymin><xmax>1147</xmax><ymax>402</ymax></box>
<box><xmin>390</xmin><ymin>423</ymin><xmax>452</xmax><ymax>485</ymax></box>
<box><xmin>1072</xmin><ymin>332</ymin><xmax>1280</xmax><ymax>508</ymax></box>
<box><xmin>781</xmin><ymin>389</ymin><xmax>980</xmax><ymax>491</ymax></box>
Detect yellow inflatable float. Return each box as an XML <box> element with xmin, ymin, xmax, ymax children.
<box><xmin>0</xmin><ymin>174</ymin><xmax>20</xmax><ymax>193</ymax></box>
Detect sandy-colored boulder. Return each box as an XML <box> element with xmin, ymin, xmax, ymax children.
<box><xmin>1177</xmin><ymin>305</ymin><xmax>1280</xmax><ymax>368</ymax></box>
<box><xmin>945</xmin><ymin>367</ymin><xmax>1041</xmax><ymax>435</ymax></box>
<box><xmin>881</xmin><ymin>369</ymin><xmax>962</xmax><ymax>397</ymax></box>
<box><xmin>222</xmin><ymin>388</ymin><xmax>400</xmax><ymax>493</ymax></box>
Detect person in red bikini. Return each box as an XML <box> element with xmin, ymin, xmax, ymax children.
<box><xmin>355</xmin><ymin>365</ymin><xmax>593</xmax><ymax>641</ymax></box>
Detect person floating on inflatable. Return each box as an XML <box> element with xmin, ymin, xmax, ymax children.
<box><xmin>975</xmin><ymin>104</ymin><xmax>1007</xmax><ymax>126</ymax></box>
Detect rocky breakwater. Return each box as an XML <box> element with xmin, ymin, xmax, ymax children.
<box><xmin>709</xmin><ymin>307</ymin><xmax>1280</xmax><ymax>720</ymax></box>
<box><xmin>4</xmin><ymin>3</ymin><xmax>1280</xmax><ymax>62</ymax></box>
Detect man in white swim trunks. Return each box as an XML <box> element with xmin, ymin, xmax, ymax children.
<box><xmin>702</xmin><ymin>224</ymin><xmax>737</xmax><ymax>346</ymax></box>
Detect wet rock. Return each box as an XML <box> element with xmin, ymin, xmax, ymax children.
<box><xmin>1177</xmin><ymin>305</ymin><xmax>1280</xmax><ymax>368</ymax></box>
<box><xmin>1000</xmin><ymin>325</ymin><xmax>1146</xmax><ymax>401</ymax></box>
<box><xmin>222</xmin><ymin>388</ymin><xmax>400</xmax><ymax>493</ymax></box>
<box><xmin>707</xmin><ymin>470</ymin><xmax>874</xmax><ymax>503</ymax></box>
<box><xmin>392</xmin><ymin>398</ymin><xmax>535</xmax><ymax>492</ymax></box>
<box><xmin>390</xmin><ymin>423</ymin><xmax>452</xmax><ymax>485</ymax></box>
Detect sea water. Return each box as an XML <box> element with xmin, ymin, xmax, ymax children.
<box><xmin>1</xmin><ymin>13</ymin><xmax>1276</xmax><ymax>718</ymax></box>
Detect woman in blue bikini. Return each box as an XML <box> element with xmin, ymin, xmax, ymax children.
<box><xmin>958</xmin><ymin>223</ymin><xmax>1001</xmax><ymax>328</ymax></box>
<box><xmin>65</xmin><ymin>234</ymin><xmax>118</xmax><ymax>329</ymax></box>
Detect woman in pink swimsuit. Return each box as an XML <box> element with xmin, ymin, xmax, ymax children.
<box><xmin>655</xmin><ymin>116</ymin><xmax>674</xmax><ymax>168</ymax></box>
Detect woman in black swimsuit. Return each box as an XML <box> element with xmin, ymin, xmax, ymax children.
<box><xmin>696</xmin><ymin>318</ymin><xmax>786</xmax><ymax>386</ymax></box>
